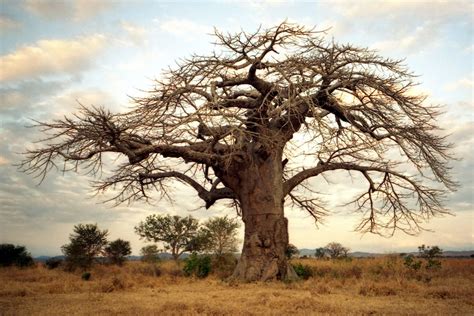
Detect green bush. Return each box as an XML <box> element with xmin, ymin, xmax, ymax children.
<box><xmin>45</xmin><ymin>257</ymin><xmax>63</xmax><ymax>269</ymax></box>
<box><xmin>183</xmin><ymin>253</ymin><xmax>212</xmax><ymax>278</ymax></box>
<box><xmin>404</xmin><ymin>255</ymin><xmax>422</xmax><ymax>271</ymax></box>
<box><xmin>419</xmin><ymin>245</ymin><xmax>442</xmax><ymax>270</ymax></box>
<box><xmin>292</xmin><ymin>263</ymin><xmax>313</xmax><ymax>280</ymax></box>
<box><xmin>81</xmin><ymin>272</ymin><xmax>91</xmax><ymax>281</ymax></box>
<box><xmin>0</xmin><ymin>244</ymin><xmax>34</xmax><ymax>267</ymax></box>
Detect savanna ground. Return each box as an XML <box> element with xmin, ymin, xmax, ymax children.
<box><xmin>0</xmin><ymin>257</ymin><xmax>473</xmax><ymax>315</ymax></box>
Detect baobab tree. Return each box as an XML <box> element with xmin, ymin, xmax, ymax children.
<box><xmin>20</xmin><ymin>22</ymin><xmax>455</xmax><ymax>281</ymax></box>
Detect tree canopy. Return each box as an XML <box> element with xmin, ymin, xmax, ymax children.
<box><xmin>20</xmin><ymin>21</ymin><xmax>456</xmax><ymax>281</ymax></box>
<box><xmin>200</xmin><ymin>216</ymin><xmax>240</xmax><ymax>256</ymax></box>
<box><xmin>135</xmin><ymin>214</ymin><xmax>200</xmax><ymax>260</ymax></box>
<box><xmin>104</xmin><ymin>239</ymin><xmax>132</xmax><ymax>266</ymax></box>
<box><xmin>20</xmin><ymin>22</ymin><xmax>454</xmax><ymax>237</ymax></box>
<box><xmin>61</xmin><ymin>223</ymin><xmax>108</xmax><ymax>269</ymax></box>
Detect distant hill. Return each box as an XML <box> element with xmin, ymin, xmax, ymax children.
<box><xmin>298</xmin><ymin>248</ymin><xmax>474</xmax><ymax>258</ymax></box>
<box><xmin>33</xmin><ymin>250</ymin><xmax>474</xmax><ymax>262</ymax></box>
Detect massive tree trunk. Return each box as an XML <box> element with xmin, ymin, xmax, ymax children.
<box><xmin>222</xmin><ymin>147</ymin><xmax>297</xmax><ymax>281</ymax></box>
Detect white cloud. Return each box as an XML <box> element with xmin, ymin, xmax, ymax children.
<box><xmin>464</xmin><ymin>44</ymin><xmax>474</xmax><ymax>53</ymax></box>
<box><xmin>51</xmin><ymin>88</ymin><xmax>122</xmax><ymax>116</ymax></box>
<box><xmin>120</xmin><ymin>21</ymin><xmax>147</xmax><ymax>46</ymax></box>
<box><xmin>158</xmin><ymin>18</ymin><xmax>210</xmax><ymax>38</ymax></box>
<box><xmin>444</xmin><ymin>77</ymin><xmax>474</xmax><ymax>92</ymax></box>
<box><xmin>0</xmin><ymin>34</ymin><xmax>108</xmax><ymax>82</ymax></box>
<box><xmin>335</xmin><ymin>0</ymin><xmax>470</xmax><ymax>21</ymax></box>
<box><xmin>327</xmin><ymin>0</ymin><xmax>472</xmax><ymax>55</ymax></box>
<box><xmin>371</xmin><ymin>21</ymin><xmax>438</xmax><ymax>54</ymax></box>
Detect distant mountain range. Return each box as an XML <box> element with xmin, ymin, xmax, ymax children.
<box><xmin>34</xmin><ymin>249</ymin><xmax>473</xmax><ymax>262</ymax></box>
<box><xmin>298</xmin><ymin>248</ymin><xmax>474</xmax><ymax>258</ymax></box>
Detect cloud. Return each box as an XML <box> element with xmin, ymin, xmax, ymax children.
<box><xmin>0</xmin><ymin>34</ymin><xmax>108</xmax><ymax>82</ymax></box>
<box><xmin>158</xmin><ymin>18</ymin><xmax>210</xmax><ymax>38</ymax></box>
<box><xmin>120</xmin><ymin>21</ymin><xmax>147</xmax><ymax>46</ymax></box>
<box><xmin>464</xmin><ymin>44</ymin><xmax>474</xmax><ymax>53</ymax></box>
<box><xmin>0</xmin><ymin>16</ymin><xmax>21</xmax><ymax>33</ymax></box>
<box><xmin>23</xmin><ymin>0</ymin><xmax>115</xmax><ymax>21</ymax></box>
<box><xmin>51</xmin><ymin>88</ymin><xmax>122</xmax><ymax>115</ymax></box>
<box><xmin>0</xmin><ymin>80</ymin><xmax>66</xmax><ymax>113</ymax></box>
<box><xmin>334</xmin><ymin>0</ymin><xmax>470</xmax><ymax>21</ymax></box>
<box><xmin>326</xmin><ymin>0</ymin><xmax>472</xmax><ymax>55</ymax></box>
<box><xmin>371</xmin><ymin>21</ymin><xmax>439</xmax><ymax>54</ymax></box>
<box><xmin>444</xmin><ymin>77</ymin><xmax>474</xmax><ymax>92</ymax></box>
<box><xmin>23</xmin><ymin>0</ymin><xmax>72</xmax><ymax>19</ymax></box>
<box><xmin>74</xmin><ymin>0</ymin><xmax>114</xmax><ymax>21</ymax></box>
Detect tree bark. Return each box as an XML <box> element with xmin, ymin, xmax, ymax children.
<box><xmin>225</xmin><ymin>148</ymin><xmax>298</xmax><ymax>281</ymax></box>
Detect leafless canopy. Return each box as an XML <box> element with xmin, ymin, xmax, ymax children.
<box><xmin>20</xmin><ymin>22</ymin><xmax>455</xmax><ymax>236</ymax></box>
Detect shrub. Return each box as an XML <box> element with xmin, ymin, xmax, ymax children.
<box><xmin>104</xmin><ymin>239</ymin><xmax>132</xmax><ymax>266</ymax></box>
<box><xmin>404</xmin><ymin>255</ymin><xmax>422</xmax><ymax>271</ymax></box>
<box><xmin>419</xmin><ymin>245</ymin><xmax>443</xmax><ymax>270</ymax></box>
<box><xmin>212</xmin><ymin>253</ymin><xmax>238</xmax><ymax>279</ymax></box>
<box><xmin>292</xmin><ymin>263</ymin><xmax>313</xmax><ymax>280</ymax></box>
<box><xmin>183</xmin><ymin>253</ymin><xmax>212</xmax><ymax>278</ymax></box>
<box><xmin>45</xmin><ymin>257</ymin><xmax>63</xmax><ymax>269</ymax></box>
<box><xmin>81</xmin><ymin>272</ymin><xmax>91</xmax><ymax>281</ymax></box>
<box><xmin>0</xmin><ymin>244</ymin><xmax>34</xmax><ymax>267</ymax></box>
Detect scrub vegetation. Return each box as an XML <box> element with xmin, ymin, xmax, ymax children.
<box><xmin>0</xmin><ymin>256</ymin><xmax>472</xmax><ymax>315</ymax></box>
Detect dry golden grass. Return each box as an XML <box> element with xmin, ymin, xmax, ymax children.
<box><xmin>0</xmin><ymin>257</ymin><xmax>473</xmax><ymax>315</ymax></box>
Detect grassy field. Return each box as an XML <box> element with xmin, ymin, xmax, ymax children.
<box><xmin>0</xmin><ymin>257</ymin><xmax>473</xmax><ymax>315</ymax></box>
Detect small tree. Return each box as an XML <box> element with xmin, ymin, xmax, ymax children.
<box><xmin>0</xmin><ymin>244</ymin><xmax>34</xmax><ymax>267</ymax></box>
<box><xmin>200</xmin><ymin>216</ymin><xmax>240</xmax><ymax>256</ymax></box>
<box><xmin>285</xmin><ymin>244</ymin><xmax>299</xmax><ymax>259</ymax></box>
<box><xmin>325</xmin><ymin>242</ymin><xmax>350</xmax><ymax>259</ymax></box>
<box><xmin>315</xmin><ymin>247</ymin><xmax>327</xmax><ymax>259</ymax></box>
<box><xmin>104</xmin><ymin>239</ymin><xmax>132</xmax><ymax>266</ymax></box>
<box><xmin>62</xmin><ymin>223</ymin><xmax>108</xmax><ymax>269</ymax></box>
<box><xmin>140</xmin><ymin>245</ymin><xmax>161</xmax><ymax>263</ymax></box>
<box><xmin>135</xmin><ymin>215</ymin><xmax>199</xmax><ymax>260</ymax></box>
<box><xmin>418</xmin><ymin>244</ymin><xmax>443</xmax><ymax>270</ymax></box>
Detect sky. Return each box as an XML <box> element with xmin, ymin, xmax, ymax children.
<box><xmin>0</xmin><ymin>0</ymin><xmax>472</xmax><ymax>256</ymax></box>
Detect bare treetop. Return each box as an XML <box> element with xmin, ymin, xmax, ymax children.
<box><xmin>21</xmin><ymin>22</ymin><xmax>455</xmax><ymax>239</ymax></box>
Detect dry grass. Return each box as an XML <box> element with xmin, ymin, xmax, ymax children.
<box><xmin>0</xmin><ymin>257</ymin><xmax>473</xmax><ymax>315</ymax></box>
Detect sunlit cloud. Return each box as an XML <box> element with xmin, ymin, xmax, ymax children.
<box><xmin>158</xmin><ymin>18</ymin><xmax>211</xmax><ymax>38</ymax></box>
<box><xmin>0</xmin><ymin>34</ymin><xmax>108</xmax><ymax>82</ymax></box>
<box><xmin>120</xmin><ymin>21</ymin><xmax>147</xmax><ymax>46</ymax></box>
<box><xmin>23</xmin><ymin>0</ymin><xmax>115</xmax><ymax>21</ymax></box>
